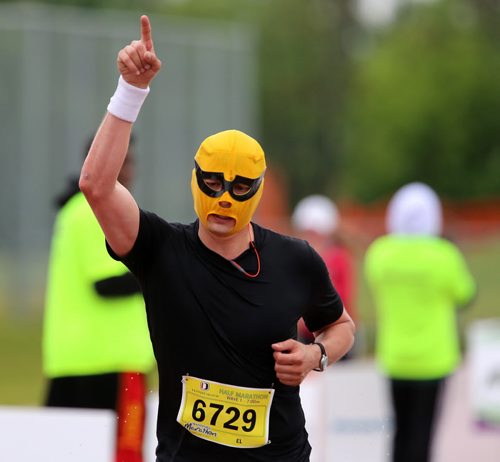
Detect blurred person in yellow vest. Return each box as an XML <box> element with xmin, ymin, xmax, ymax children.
<box><xmin>42</xmin><ymin>134</ymin><xmax>155</xmax><ymax>462</ymax></box>
<box><xmin>365</xmin><ymin>182</ymin><xmax>476</xmax><ymax>462</ymax></box>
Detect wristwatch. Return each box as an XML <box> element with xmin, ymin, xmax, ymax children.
<box><xmin>312</xmin><ymin>342</ymin><xmax>328</xmax><ymax>372</ymax></box>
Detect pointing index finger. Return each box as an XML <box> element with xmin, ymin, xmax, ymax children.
<box><xmin>140</xmin><ymin>15</ymin><xmax>154</xmax><ymax>51</ymax></box>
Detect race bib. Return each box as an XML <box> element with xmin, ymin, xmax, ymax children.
<box><xmin>177</xmin><ymin>375</ymin><xmax>275</xmax><ymax>448</ymax></box>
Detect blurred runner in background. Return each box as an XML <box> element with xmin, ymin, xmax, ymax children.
<box><xmin>292</xmin><ymin>195</ymin><xmax>358</xmax><ymax>358</ymax></box>
<box><xmin>365</xmin><ymin>182</ymin><xmax>476</xmax><ymax>462</ymax></box>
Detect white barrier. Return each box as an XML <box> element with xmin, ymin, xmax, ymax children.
<box><xmin>301</xmin><ymin>360</ymin><xmax>392</xmax><ymax>462</ymax></box>
<box><xmin>468</xmin><ymin>318</ymin><xmax>500</xmax><ymax>428</ymax></box>
<box><xmin>0</xmin><ymin>406</ymin><xmax>115</xmax><ymax>462</ymax></box>
<box><xmin>144</xmin><ymin>392</ymin><xmax>159</xmax><ymax>462</ymax></box>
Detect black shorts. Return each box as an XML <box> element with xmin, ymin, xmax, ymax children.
<box><xmin>45</xmin><ymin>372</ymin><xmax>119</xmax><ymax>410</ymax></box>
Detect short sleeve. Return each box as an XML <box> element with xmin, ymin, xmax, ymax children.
<box><xmin>302</xmin><ymin>244</ymin><xmax>344</xmax><ymax>333</ymax></box>
<box><xmin>106</xmin><ymin>209</ymin><xmax>166</xmax><ymax>280</ymax></box>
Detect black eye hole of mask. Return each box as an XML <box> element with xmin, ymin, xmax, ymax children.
<box><xmin>194</xmin><ymin>161</ymin><xmax>264</xmax><ymax>202</ymax></box>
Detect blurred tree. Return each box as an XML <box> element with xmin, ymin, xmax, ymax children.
<box><xmin>21</xmin><ymin>0</ymin><xmax>499</xmax><ymax>203</ymax></box>
<box><xmin>161</xmin><ymin>0</ymin><xmax>357</xmax><ymax>205</ymax></box>
<box><xmin>256</xmin><ymin>0</ymin><xmax>357</xmax><ymax>206</ymax></box>
<box><xmin>340</xmin><ymin>0</ymin><xmax>500</xmax><ymax>202</ymax></box>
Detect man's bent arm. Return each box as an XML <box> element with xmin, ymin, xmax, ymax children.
<box><xmin>313</xmin><ymin>308</ymin><xmax>356</xmax><ymax>365</ymax></box>
<box><xmin>272</xmin><ymin>309</ymin><xmax>355</xmax><ymax>386</ymax></box>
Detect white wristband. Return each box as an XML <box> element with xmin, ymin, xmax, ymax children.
<box><xmin>107</xmin><ymin>76</ymin><xmax>150</xmax><ymax>123</ymax></box>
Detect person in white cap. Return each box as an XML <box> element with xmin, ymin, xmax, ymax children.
<box><xmin>292</xmin><ymin>195</ymin><xmax>358</xmax><ymax>352</ymax></box>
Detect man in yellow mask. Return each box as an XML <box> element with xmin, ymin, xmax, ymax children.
<box><xmin>192</xmin><ymin>129</ymin><xmax>266</xmax><ymax>237</ymax></box>
<box><xmin>80</xmin><ymin>15</ymin><xmax>355</xmax><ymax>462</ymax></box>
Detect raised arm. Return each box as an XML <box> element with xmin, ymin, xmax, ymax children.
<box><xmin>79</xmin><ymin>15</ymin><xmax>162</xmax><ymax>257</ymax></box>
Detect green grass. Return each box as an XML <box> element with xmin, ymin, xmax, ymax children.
<box><xmin>0</xmin><ymin>319</ymin><xmax>45</xmax><ymax>405</ymax></box>
<box><xmin>1</xmin><ymin>236</ymin><xmax>499</xmax><ymax>406</ymax></box>
<box><xmin>459</xmin><ymin>238</ymin><xmax>500</xmax><ymax>323</ymax></box>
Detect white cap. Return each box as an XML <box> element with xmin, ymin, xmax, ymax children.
<box><xmin>292</xmin><ymin>195</ymin><xmax>339</xmax><ymax>236</ymax></box>
<box><xmin>386</xmin><ymin>182</ymin><xmax>442</xmax><ymax>236</ymax></box>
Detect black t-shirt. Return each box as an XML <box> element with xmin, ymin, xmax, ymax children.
<box><xmin>110</xmin><ymin>210</ymin><xmax>344</xmax><ymax>462</ymax></box>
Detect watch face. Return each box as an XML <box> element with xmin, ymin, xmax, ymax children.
<box><xmin>320</xmin><ymin>355</ymin><xmax>328</xmax><ymax>371</ymax></box>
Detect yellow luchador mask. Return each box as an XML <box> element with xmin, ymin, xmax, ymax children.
<box><xmin>191</xmin><ymin>129</ymin><xmax>267</xmax><ymax>235</ymax></box>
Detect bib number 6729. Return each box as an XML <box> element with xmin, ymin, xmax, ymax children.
<box><xmin>192</xmin><ymin>399</ymin><xmax>257</xmax><ymax>432</ymax></box>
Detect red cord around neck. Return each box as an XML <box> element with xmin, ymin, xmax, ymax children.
<box><xmin>229</xmin><ymin>224</ymin><xmax>261</xmax><ymax>278</ymax></box>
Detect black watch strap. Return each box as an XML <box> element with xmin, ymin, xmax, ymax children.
<box><xmin>312</xmin><ymin>342</ymin><xmax>328</xmax><ymax>372</ymax></box>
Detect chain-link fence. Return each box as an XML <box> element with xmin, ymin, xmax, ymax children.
<box><xmin>0</xmin><ymin>3</ymin><xmax>258</xmax><ymax>315</ymax></box>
